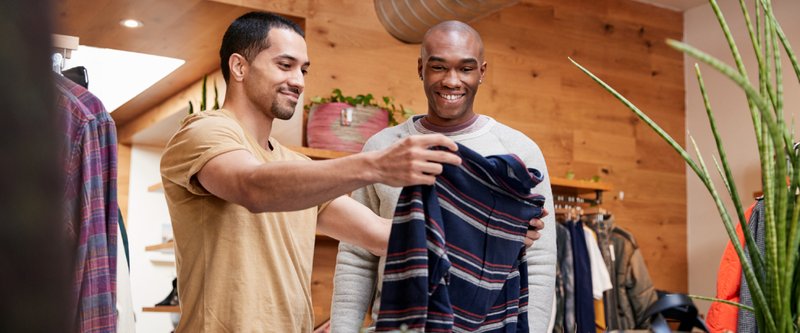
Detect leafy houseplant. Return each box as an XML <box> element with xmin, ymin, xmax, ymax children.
<box><xmin>305</xmin><ymin>88</ymin><xmax>415</xmax><ymax>126</ymax></box>
<box><xmin>188</xmin><ymin>75</ymin><xmax>220</xmax><ymax>114</ymax></box>
<box><xmin>572</xmin><ymin>0</ymin><xmax>800</xmax><ymax>331</ymax></box>
<box><xmin>303</xmin><ymin>89</ymin><xmax>415</xmax><ymax>152</ymax></box>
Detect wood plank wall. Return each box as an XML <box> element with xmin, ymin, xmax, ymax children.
<box><xmin>303</xmin><ymin>0</ymin><xmax>686</xmax><ymax>299</ymax></box>
<box><xmin>120</xmin><ymin>0</ymin><xmax>686</xmax><ymax>326</ymax></box>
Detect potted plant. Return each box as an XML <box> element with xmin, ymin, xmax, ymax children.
<box><xmin>572</xmin><ymin>0</ymin><xmax>799</xmax><ymax>331</ymax></box>
<box><xmin>188</xmin><ymin>75</ymin><xmax>220</xmax><ymax>114</ymax></box>
<box><xmin>304</xmin><ymin>88</ymin><xmax>414</xmax><ymax>152</ymax></box>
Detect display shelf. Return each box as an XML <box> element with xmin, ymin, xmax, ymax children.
<box><xmin>148</xmin><ymin>182</ymin><xmax>164</xmax><ymax>192</ymax></box>
<box><xmin>550</xmin><ymin>176</ymin><xmax>613</xmax><ymax>204</ymax></box>
<box><xmin>142</xmin><ymin>306</ymin><xmax>180</xmax><ymax>313</ymax></box>
<box><xmin>145</xmin><ymin>241</ymin><xmax>175</xmax><ymax>253</ymax></box>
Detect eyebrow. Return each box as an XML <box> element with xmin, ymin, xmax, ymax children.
<box><xmin>428</xmin><ymin>56</ymin><xmax>478</xmax><ymax>65</ymax></box>
<box><xmin>275</xmin><ymin>54</ymin><xmax>310</xmax><ymax>67</ymax></box>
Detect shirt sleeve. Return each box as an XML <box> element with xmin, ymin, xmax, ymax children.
<box><xmin>160</xmin><ymin>114</ymin><xmax>248</xmax><ymax>196</ymax></box>
<box><xmin>509</xmin><ymin>134</ymin><xmax>557</xmax><ymax>333</ymax></box>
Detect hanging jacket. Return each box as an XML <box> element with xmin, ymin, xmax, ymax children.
<box><xmin>706</xmin><ymin>201</ymin><xmax>758</xmax><ymax>332</ymax></box>
<box><xmin>738</xmin><ymin>199</ymin><xmax>765</xmax><ymax>333</ymax></box>
<box><xmin>56</xmin><ymin>75</ymin><xmax>119</xmax><ymax>333</ymax></box>
<box><xmin>554</xmin><ymin>223</ymin><xmax>575</xmax><ymax>333</ymax></box>
<box><xmin>610</xmin><ymin>227</ymin><xmax>658</xmax><ymax>329</ymax></box>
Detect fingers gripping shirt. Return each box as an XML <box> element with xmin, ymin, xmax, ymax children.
<box><xmin>376</xmin><ymin>143</ymin><xmax>546</xmax><ymax>332</ymax></box>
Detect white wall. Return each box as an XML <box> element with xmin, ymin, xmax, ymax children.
<box><xmin>127</xmin><ymin>145</ymin><xmax>176</xmax><ymax>332</ymax></box>
<box><xmin>684</xmin><ymin>0</ymin><xmax>800</xmax><ymax>314</ymax></box>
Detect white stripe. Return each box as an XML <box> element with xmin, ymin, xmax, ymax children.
<box><xmin>385</xmin><ymin>254</ymin><xmax>427</xmax><ymax>266</ymax></box>
<box><xmin>438</xmin><ymin>199</ymin><xmax>525</xmax><ymax>242</ymax></box>
<box><xmin>447</xmin><ymin>250</ymin><xmax>512</xmax><ymax>277</ymax></box>
<box><xmin>436</xmin><ymin>182</ymin><xmax>529</xmax><ymax>233</ymax></box>
<box><xmin>449</xmin><ymin>267</ymin><xmax>507</xmax><ymax>291</ymax></box>
<box><xmin>393</xmin><ymin>210</ymin><xmax>425</xmax><ymax>224</ymax></box>
<box><xmin>383</xmin><ymin>268</ymin><xmax>428</xmax><ymax>281</ymax></box>
<box><xmin>376</xmin><ymin>313</ymin><xmax>427</xmax><ymax>322</ymax></box>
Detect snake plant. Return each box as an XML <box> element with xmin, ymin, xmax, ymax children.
<box><xmin>571</xmin><ymin>0</ymin><xmax>800</xmax><ymax>331</ymax></box>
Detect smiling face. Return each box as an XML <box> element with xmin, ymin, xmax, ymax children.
<box><xmin>243</xmin><ymin>28</ymin><xmax>309</xmax><ymax>120</ymax></box>
<box><xmin>418</xmin><ymin>24</ymin><xmax>486</xmax><ymax>127</ymax></box>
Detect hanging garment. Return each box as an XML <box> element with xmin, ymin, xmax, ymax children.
<box><xmin>554</xmin><ymin>223</ymin><xmax>575</xmax><ymax>333</ymax></box>
<box><xmin>567</xmin><ymin>220</ymin><xmax>595</xmax><ymax>333</ymax></box>
<box><xmin>56</xmin><ymin>75</ymin><xmax>119</xmax><ymax>333</ymax></box>
<box><xmin>584</xmin><ymin>226</ymin><xmax>612</xmax><ymax>333</ymax></box>
<box><xmin>609</xmin><ymin>227</ymin><xmax>658</xmax><ymax>329</ymax></box>
<box><xmin>586</xmin><ymin>214</ymin><xmax>620</xmax><ymax>330</ymax></box>
<box><xmin>377</xmin><ymin>143</ymin><xmax>546</xmax><ymax>332</ymax></box>
<box><xmin>738</xmin><ymin>199</ymin><xmax>765</xmax><ymax>333</ymax></box>
<box><xmin>706</xmin><ymin>200</ymin><xmax>758</xmax><ymax>332</ymax></box>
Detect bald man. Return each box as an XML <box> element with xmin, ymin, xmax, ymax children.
<box><xmin>331</xmin><ymin>21</ymin><xmax>556</xmax><ymax>332</ymax></box>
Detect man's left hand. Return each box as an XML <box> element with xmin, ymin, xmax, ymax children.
<box><xmin>525</xmin><ymin>208</ymin><xmax>548</xmax><ymax>248</ymax></box>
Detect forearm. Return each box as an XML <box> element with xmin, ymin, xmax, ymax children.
<box><xmin>244</xmin><ymin>153</ymin><xmax>381</xmax><ymax>211</ymax></box>
<box><xmin>525</xmin><ymin>205</ymin><xmax>557</xmax><ymax>332</ymax></box>
<box><xmin>330</xmin><ymin>242</ymin><xmax>380</xmax><ymax>331</ymax></box>
<box><xmin>317</xmin><ymin>196</ymin><xmax>390</xmax><ymax>256</ymax></box>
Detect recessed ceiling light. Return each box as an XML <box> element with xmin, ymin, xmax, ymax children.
<box><xmin>120</xmin><ymin>19</ymin><xmax>143</xmax><ymax>28</ymax></box>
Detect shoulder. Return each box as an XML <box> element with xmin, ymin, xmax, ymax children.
<box><xmin>487</xmin><ymin>119</ymin><xmax>544</xmax><ymax>163</ymax></box>
<box><xmin>362</xmin><ymin>118</ymin><xmax>413</xmax><ymax>152</ymax></box>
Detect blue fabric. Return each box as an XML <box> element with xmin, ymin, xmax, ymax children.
<box><xmin>376</xmin><ymin>143</ymin><xmax>545</xmax><ymax>332</ymax></box>
<box><xmin>567</xmin><ymin>220</ymin><xmax>595</xmax><ymax>333</ymax></box>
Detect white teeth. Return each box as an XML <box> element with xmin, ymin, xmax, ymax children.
<box><xmin>441</xmin><ymin>94</ymin><xmax>462</xmax><ymax>100</ymax></box>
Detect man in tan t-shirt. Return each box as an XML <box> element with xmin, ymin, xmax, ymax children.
<box><xmin>160</xmin><ymin>12</ymin><xmax>463</xmax><ymax>333</ymax></box>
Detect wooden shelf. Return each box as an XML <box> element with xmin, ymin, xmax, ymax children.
<box><xmin>145</xmin><ymin>241</ymin><xmax>174</xmax><ymax>253</ymax></box>
<box><xmin>142</xmin><ymin>306</ymin><xmax>180</xmax><ymax>313</ymax></box>
<box><xmin>148</xmin><ymin>182</ymin><xmax>164</xmax><ymax>192</ymax></box>
<box><xmin>550</xmin><ymin>176</ymin><xmax>613</xmax><ymax>193</ymax></box>
<box><xmin>288</xmin><ymin>145</ymin><xmax>353</xmax><ymax>160</ymax></box>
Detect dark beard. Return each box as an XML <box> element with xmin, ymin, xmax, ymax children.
<box><xmin>271</xmin><ymin>99</ymin><xmax>296</xmax><ymax>120</ymax></box>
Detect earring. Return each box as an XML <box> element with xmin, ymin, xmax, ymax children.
<box><xmin>479</xmin><ymin>79</ymin><xmax>483</xmax><ymax>84</ymax></box>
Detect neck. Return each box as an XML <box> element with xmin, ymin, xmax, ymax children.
<box><xmin>222</xmin><ymin>92</ymin><xmax>274</xmax><ymax>150</ymax></box>
<box><xmin>421</xmin><ymin>113</ymin><xmax>479</xmax><ymax>133</ymax></box>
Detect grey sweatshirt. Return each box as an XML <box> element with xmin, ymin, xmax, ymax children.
<box><xmin>330</xmin><ymin>116</ymin><xmax>557</xmax><ymax>332</ymax></box>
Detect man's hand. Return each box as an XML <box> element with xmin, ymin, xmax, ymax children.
<box><xmin>369</xmin><ymin>134</ymin><xmax>462</xmax><ymax>187</ymax></box>
<box><xmin>524</xmin><ymin>208</ymin><xmax>548</xmax><ymax>248</ymax></box>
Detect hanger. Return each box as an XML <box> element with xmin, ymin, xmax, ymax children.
<box><xmin>52</xmin><ymin>34</ymin><xmax>79</xmax><ymax>74</ymax></box>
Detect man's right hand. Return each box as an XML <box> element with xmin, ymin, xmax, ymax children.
<box><xmin>369</xmin><ymin>134</ymin><xmax>462</xmax><ymax>187</ymax></box>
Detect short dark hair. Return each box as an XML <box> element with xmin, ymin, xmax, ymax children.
<box><xmin>219</xmin><ymin>11</ymin><xmax>305</xmax><ymax>83</ymax></box>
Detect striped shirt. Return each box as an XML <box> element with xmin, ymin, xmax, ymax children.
<box><xmin>57</xmin><ymin>75</ymin><xmax>119</xmax><ymax>333</ymax></box>
<box><xmin>377</xmin><ymin>143</ymin><xmax>545</xmax><ymax>332</ymax></box>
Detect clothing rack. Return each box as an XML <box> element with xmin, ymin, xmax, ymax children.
<box><xmin>52</xmin><ymin>34</ymin><xmax>79</xmax><ymax>74</ymax></box>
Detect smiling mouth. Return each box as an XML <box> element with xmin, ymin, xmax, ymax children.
<box><xmin>437</xmin><ymin>92</ymin><xmax>464</xmax><ymax>102</ymax></box>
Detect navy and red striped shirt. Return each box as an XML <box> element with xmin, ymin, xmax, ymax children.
<box><xmin>377</xmin><ymin>143</ymin><xmax>545</xmax><ymax>332</ymax></box>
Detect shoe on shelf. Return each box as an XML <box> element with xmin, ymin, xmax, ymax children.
<box><xmin>156</xmin><ymin>278</ymin><xmax>179</xmax><ymax>306</ymax></box>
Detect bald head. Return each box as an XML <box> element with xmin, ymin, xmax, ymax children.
<box><xmin>421</xmin><ymin>21</ymin><xmax>484</xmax><ymax>60</ymax></box>
<box><xmin>417</xmin><ymin>20</ymin><xmax>487</xmax><ymax>127</ymax></box>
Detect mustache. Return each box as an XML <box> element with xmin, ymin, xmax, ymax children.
<box><xmin>279</xmin><ymin>86</ymin><xmax>301</xmax><ymax>95</ymax></box>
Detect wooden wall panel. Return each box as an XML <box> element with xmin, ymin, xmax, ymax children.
<box><xmin>118</xmin><ymin>143</ymin><xmax>132</xmax><ymax>223</ymax></box>
<box><xmin>303</xmin><ymin>0</ymin><xmax>687</xmax><ymax>293</ymax></box>
<box><xmin>125</xmin><ymin>0</ymin><xmax>688</xmax><ymax>324</ymax></box>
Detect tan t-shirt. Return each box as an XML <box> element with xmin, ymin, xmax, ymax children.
<box><xmin>161</xmin><ymin>109</ymin><xmax>322</xmax><ymax>332</ymax></box>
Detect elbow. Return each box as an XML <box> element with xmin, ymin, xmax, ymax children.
<box><xmin>238</xmin><ymin>179</ymin><xmax>271</xmax><ymax>213</ymax></box>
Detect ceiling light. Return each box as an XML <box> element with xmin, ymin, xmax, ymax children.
<box><xmin>120</xmin><ymin>19</ymin><xmax>143</xmax><ymax>28</ymax></box>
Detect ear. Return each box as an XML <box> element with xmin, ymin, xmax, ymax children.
<box><xmin>229</xmin><ymin>53</ymin><xmax>248</xmax><ymax>82</ymax></box>
<box><xmin>479</xmin><ymin>61</ymin><xmax>487</xmax><ymax>83</ymax></box>
<box><xmin>417</xmin><ymin>57</ymin><xmax>423</xmax><ymax>80</ymax></box>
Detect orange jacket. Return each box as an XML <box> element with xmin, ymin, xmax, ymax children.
<box><xmin>706</xmin><ymin>201</ymin><xmax>757</xmax><ymax>333</ymax></box>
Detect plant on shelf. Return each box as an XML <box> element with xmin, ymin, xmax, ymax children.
<box><xmin>305</xmin><ymin>88</ymin><xmax>414</xmax><ymax>126</ymax></box>
<box><xmin>303</xmin><ymin>88</ymin><xmax>416</xmax><ymax>152</ymax></box>
<box><xmin>572</xmin><ymin>0</ymin><xmax>799</xmax><ymax>331</ymax></box>
<box><xmin>188</xmin><ymin>75</ymin><xmax>220</xmax><ymax>114</ymax></box>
